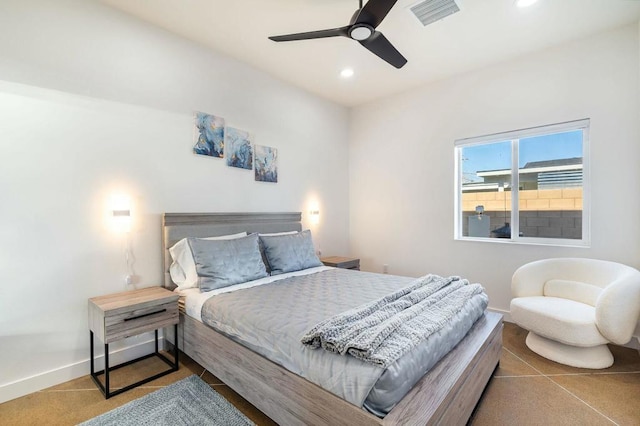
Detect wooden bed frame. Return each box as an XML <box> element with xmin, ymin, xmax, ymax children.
<box><xmin>162</xmin><ymin>212</ymin><xmax>502</xmax><ymax>425</ymax></box>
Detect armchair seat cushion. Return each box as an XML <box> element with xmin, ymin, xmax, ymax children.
<box><xmin>511</xmin><ymin>296</ymin><xmax>608</xmax><ymax>347</ymax></box>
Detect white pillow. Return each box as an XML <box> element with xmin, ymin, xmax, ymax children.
<box><xmin>169</xmin><ymin>232</ymin><xmax>247</xmax><ymax>289</ymax></box>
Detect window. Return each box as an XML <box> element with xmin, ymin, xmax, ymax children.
<box><xmin>455</xmin><ymin>119</ymin><xmax>589</xmax><ymax>246</ymax></box>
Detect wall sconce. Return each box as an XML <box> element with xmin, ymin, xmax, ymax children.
<box><xmin>111</xmin><ymin>194</ymin><xmax>131</xmax><ymax>233</ymax></box>
<box><xmin>110</xmin><ymin>193</ymin><xmax>137</xmax><ymax>287</ymax></box>
<box><xmin>309</xmin><ymin>209</ymin><xmax>320</xmax><ymax>225</ymax></box>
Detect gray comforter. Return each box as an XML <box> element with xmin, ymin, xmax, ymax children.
<box><xmin>301</xmin><ymin>274</ymin><xmax>487</xmax><ymax>368</ymax></box>
<box><xmin>200</xmin><ymin>268</ymin><xmax>488</xmax><ymax>413</ymax></box>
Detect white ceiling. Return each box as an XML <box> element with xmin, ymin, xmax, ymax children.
<box><xmin>101</xmin><ymin>0</ymin><xmax>640</xmax><ymax>106</ymax></box>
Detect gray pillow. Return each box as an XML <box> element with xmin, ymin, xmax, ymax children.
<box><xmin>260</xmin><ymin>230</ymin><xmax>323</xmax><ymax>275</ymax></box>
<box><xmin>188</xmin><ymin>233</ymin><xmax>268</xmax><ymax>292</ymax></box>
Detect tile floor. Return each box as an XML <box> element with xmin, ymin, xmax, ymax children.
<box><xmin>1</xmin><ymin>322</ymin><xmax>639</xmax><ymax>425</ymax></box>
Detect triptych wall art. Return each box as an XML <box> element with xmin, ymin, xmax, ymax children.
<box><xmin>193</xmin><ymin>111</ymin><xmax>278</xmax><ymax>183</ymax></box>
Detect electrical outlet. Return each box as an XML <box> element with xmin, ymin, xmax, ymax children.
<box><xmin>383</xmin><ymin>264</ymin><xmax>389</xmax><ymax>274</ymax></box>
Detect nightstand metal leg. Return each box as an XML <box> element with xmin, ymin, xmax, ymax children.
<box><xmin>174</xmin><ymin>324</ymin><xmax>179</xmax><ymax>366</ymax></box>
<box><xmin>89</xmin><ymin>331</ymin><xmax>110</xmax><ymax>399</ymax></box>
<box><xmin>90</xmin><ymin>326</ymin><xmax>179</xmax><ymax>399</ymax></box>
<box><xmin>104</xmin><ymin>343</ymin><xmax>110</xmax><ymax>398</ymax></box>
<box><xmin>89</xmin><ymin>331</ymin><xmax>94</xmax><ymax>375</ymax></box>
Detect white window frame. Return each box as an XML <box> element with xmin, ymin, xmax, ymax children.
<box><xmin>454</xmin><ymin>119</ymin><xmax>590</xmax><ymax>247</ymax></box>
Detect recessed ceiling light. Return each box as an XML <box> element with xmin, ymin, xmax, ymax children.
<box><xmin>340</xmin><ymin>68</ymin><xmax>354</xmax><ymax>79</ymax></box>
<box><xmin>515</xmin><ymin>0</ymin><xmax>539</xmax><ymax>7</ymax></box>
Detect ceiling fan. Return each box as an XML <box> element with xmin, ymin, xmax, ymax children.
<box><xmin>268</xmin><ymin>0</ymin><xmax>407</xmax><ymax>69</ymax></box>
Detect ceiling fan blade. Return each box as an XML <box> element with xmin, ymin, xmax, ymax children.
<box><xmin>355</xmin><ymin>0</ymin><xmax>399</xmax><ymax>28</ymax></box>
<box><xmin>359</xmin><ymin>31</ymin><xmax>407</xmax><ymax>68</ymax></box>
<box><xmin>269</xmin><ymin>26</ymin><xmax>349</xmax><ymax>42</ymax></box>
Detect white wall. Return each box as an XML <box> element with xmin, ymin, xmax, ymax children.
<box><xmin>349</xmin><ymin>24</ymin><xmax>640</xmax><ymax>315</ymax></box>
<box><xmin>0</xmin><ymin>0</ymin><xmax>349</xmax><ymax>402</ymax></box>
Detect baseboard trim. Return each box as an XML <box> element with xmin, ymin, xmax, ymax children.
<box><xmin>487</xmin><ymin>306</ymin><xmax>512</xmax><ymax>323</ymax></box>
<box><xmin>0</xmin><ymin>337</ymin><xmax>162</xmax><ymax>404</ymax></box>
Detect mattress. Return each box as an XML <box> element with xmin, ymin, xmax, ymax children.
<box><xmin>183</xmin><ymin>267</ymin><xmax>487</xmax><ymax>417</ymax></box>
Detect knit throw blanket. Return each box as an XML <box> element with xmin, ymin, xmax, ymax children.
<box><xmin>301</xmin><ymin>274</ymin><xmax>488</xmax><ymax>368</ymax></box>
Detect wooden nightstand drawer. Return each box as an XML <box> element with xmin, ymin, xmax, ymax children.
<box><xmin>104</xmin><ymin>302</ymin><xmax>178</xmax><ymax>343</ymax></box>
<box><xmin>89</xmin><ymin>287</ymin><xmax>179</xmax><ymax>344</ymax></box>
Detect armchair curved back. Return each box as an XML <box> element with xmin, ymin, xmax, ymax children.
<box><xmin>596</xmin><ymin>272</ymin><xmax>640</xmax><ymax>344</ymax></box>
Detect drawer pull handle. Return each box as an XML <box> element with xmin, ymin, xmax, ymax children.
<box><xmin>124</xmin><ymin>309</ymin><xmax>167</xmax><ymax>321</ymax></box>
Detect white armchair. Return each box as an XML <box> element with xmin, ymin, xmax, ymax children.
<box><xmin>511</xmin><ymin>258</ymin><xmax>640</xmax><ymax>369</ymax></box>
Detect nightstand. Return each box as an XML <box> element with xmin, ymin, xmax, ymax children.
<box><xmin>88</xmin><ymin>286</ymin><xmax>180</xmax><ymax>398</ymax></box>
<box><xmin>321</xmin><ymin>256</ymin><xmax>360</xmax><ymax>271</ymax></box>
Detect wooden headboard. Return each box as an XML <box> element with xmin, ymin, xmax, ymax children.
<box><xmin>161</xmin><ymin>212</ymin><xmax>302</xmax><ymax>288</ymax></box>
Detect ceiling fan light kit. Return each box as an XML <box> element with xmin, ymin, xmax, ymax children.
<box><xmin>349</xmin><ymin>25</ymin><xmax>374</xmax><ymax>41</ymax></box>
<box><xmin>268</xmin><ymin>0</ymin><xmax>408</xmax><ymax>69</ymax></box>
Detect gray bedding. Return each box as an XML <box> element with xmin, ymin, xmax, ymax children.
<box><xmin>200</xmin><ymin>268</ymin><xmax>487</xmax><ymax>416</ymax></box>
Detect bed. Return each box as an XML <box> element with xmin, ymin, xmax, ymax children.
<box><xmin>161</xmin><ymin>212</ymin><xmax>502</xmax><ymax>425</ymax></box>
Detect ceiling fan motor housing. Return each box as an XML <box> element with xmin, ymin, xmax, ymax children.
<box><xmin>350</xmin><ymin>7</ymin><xmax>376</xmax><ymax>27</ymax></box>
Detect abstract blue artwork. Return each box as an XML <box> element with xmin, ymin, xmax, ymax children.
<box><xmin>193</xmin><ymin>112</ymin><xmax>225</xmax><ymax>158</ymax></box>
<box><xmin>254</xmin><ymin>145</ymin><xmax>278</xmax><ymax>183</ymax></box>
<box><xmin>225</xmin><ymin>127</ymin><xmax>253</xmax><ymax>170</ymax></box>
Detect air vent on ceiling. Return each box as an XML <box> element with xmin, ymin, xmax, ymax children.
<box><xmin>409</xmin><ymin>0</ymin><xmax>461</xmax><ymax>26</ymax></box>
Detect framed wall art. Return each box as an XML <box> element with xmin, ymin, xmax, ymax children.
<box><xmin>254</xmin><ymin>145</ymin><xmax>278</xmax><ymax>183</ymax></box>
<box><xmin>225</xmin><ymin>127</ymin><xmax>253</xmax><ymax>170</ymax></box>
<box><xmin>193</xmin><ymin>111</ymin><xmax>225</xmax><ymax>158</ymax></box>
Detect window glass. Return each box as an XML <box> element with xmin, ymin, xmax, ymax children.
<box><xmin>518</xmin><ymin>130</ymin><xmax>583</xmax><ymax>240</ymax></box>
<box><xmin>461</xmin><ymin>141</ymin><xmax>511</xmax><ymax>238</ymax></box>
<box><xmin>455</xmin><ymin>120</ymin><xmax>588</xmax><ymax>246</ymax></box>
